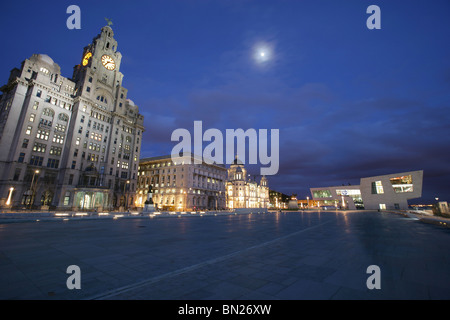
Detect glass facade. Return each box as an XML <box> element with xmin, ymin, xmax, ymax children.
<box><xmin>313</xmin><ymin>189</ymin><xmax>332</xmax><ymax>198</ymax></box>
<box><xmin>390</xmin><ymin>175</ymin><xmax>413</xmax><ymax>193</ymax></box>
<box><xmin>336</xmin><ymin>189</ymin><xmax>364</xmax><ymax>209</ymax></box>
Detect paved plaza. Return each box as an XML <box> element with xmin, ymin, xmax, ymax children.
<box><xmin>0</xmin><ymin>210</ymin><xmax>450</xmax><ymax>300</ymax></box>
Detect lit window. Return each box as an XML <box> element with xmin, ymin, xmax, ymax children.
<box><xmin>390</xmin><ymin>175</ymin><xmax>413</xmax><ymax>193</ymax></box>
<box><xmin>371</xmin><ymin>181</ymin><xmax>384</xmax><ymax>194</ymax></box>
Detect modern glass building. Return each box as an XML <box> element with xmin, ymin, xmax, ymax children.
<box><xmin>310</xmin><ymin>170</ymin><xmax>423</xmax><ymax>210</ymax></box>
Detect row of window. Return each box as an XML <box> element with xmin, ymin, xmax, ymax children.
<box><xmin>36</xmin><ymin>90</ymin><xmax>72</xmax><ymax>111</ymax></box>
<box><xmin>18</xmin><ymin>153</ymin><xmax>59</xmax><ymax>169</ymax></box>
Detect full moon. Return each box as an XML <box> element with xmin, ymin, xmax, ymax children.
<box><xmin>253</xmin><ymin>43</ymin><xmax>272</xmax><ymax>64</ymax></box>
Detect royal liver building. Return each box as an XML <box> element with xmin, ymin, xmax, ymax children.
<box><xmin>0</xmin><ymin>24</ymin><xmax>144</xmax><ymax>211</ymax></box>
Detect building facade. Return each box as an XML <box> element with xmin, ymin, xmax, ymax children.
<box><xmin>310</xmin><ymin>170</ymin><xmax>423</xmax><ymax>210</ymax></box>
<box><xmin>137</xmin><ymin>154</ymin><xmax>227</xmax><ymax>211</ymax></box>
<box><xmin>226</xmin><ymin>157</ymin><xmax>269</xmax><ymax>209</ymax></box>
<box><xmin>269</xmin><ymin>189</ymin><xmax>289</xmax><ymax>209</ymax></box>
<box><xmin>0</xmin><ymin>24</ymin><xmax>144</xmax><ymax>210</ymax></box>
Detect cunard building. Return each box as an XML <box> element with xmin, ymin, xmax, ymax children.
<box><xmin>0</xmin><ymin>23</ymin><xmax>144</xmax><ymax>211</ymax></box>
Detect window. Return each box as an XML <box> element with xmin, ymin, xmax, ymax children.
<box><xmin>88</xmin><ymin>77</ymin><xmax>93</xmax><ymax>83</ymax></box>
<box><xmin>390</xmin><ymin>175</ymin><xmax>413</xmax><ymax>193</ymax></box>
<box><xmin>33</xmin><ymin>101</ymin><xmax>39</xmax><ymax>110</ymax></box>
<box><xmin>58</xmin><ymin>113</ymin><xmax>69</xmax><ymax>122</ymax></box>
<box><xmin>76</xmin><ymin>137</ymin><xmax>81</xmax><ymax>146</ymax></box>
<box><xmin>81</xmin><ymin>115</ymin><xmax>85</xmax><ymax>123</ymax></box>
<box><xmin>36</xmin><ymin>129</ymin><xmax>49</xmax><ymax>140</ymax></box>
<box><xmin>53</xmin><ymin>134</ymin><xmax>64</xmax><ymax>144</ymax></box>
<box><xmin>86</xmin><ymin>86</ymin><xmax>90</xmax><ymax>92</ymax></box>
<box><xmin>64</xmin><ymin>191</ymin><xmax>71</xmax><ymax>205</ymax></box>
<box><xmin>40</xmin><ymin>67</ymin><xmax>49</xmax><ymax>75</ymax></box>
<box><xmin>36</xmin><ymin>90</ymin><xmax>42</xmax><ymax>98</ymax></box>
<box><xmin>371</xmin><ymin>181</ymin><xmax>384</xmax><ymax>194</ymax></box>
<box><xmin>32</xmin><ymin>142</ymin><xmax>46</xmax><ymax>153</ymax></box>
<box><xmin>25</xmin><ymin>126</ymin><xmax>32</xmax><ymax>135</ymax></box>
<box><xmin>50</xmin><ymin>146</ymin><xmax>62</xmax><ymax>156</ymax></box>
<box><xmin>379</xmin><ymin>204</ymin><xmax>386</xmax><ymax>210</ymax></box>
<box><xmin>13</xmin><ymin>168</ymin><xmax>21</xmax><ymax>181</ymax></box>
<box><xmin>71</xmin><ymin>161</ymin><xmax>76</xmax><ymax>169</ymax></box>
<box><xmin>29</xmin><ymin>114</ymin><xmax>36</xmax><ymax>122</ymax></box>
<box><xmin>30</xmin><ymin>155</ymin><xmax>44</xmax><ymax>166</ymax></box>
<box><xmin>312</xmin><ymin>189</ymin><xmax>332</xmax><ymax>198</ymax></box>
<box><xmin>22</xmin><ymin>139</ymin><xmax>29</xmax><ymax>148</ymax></box>
<box><xmin>18</xmin><ymin>153</ymin><xmax>25</xmax><ymax>163</ymax></box>
<box><xmin>55</xmin><ymin>124</ymin><xmax>66</xmax><ymax>132</ymax></box>
<box><xmin>42</xmin><ymin>108</ymin><xmax>55</xmax><ymax>117</ymax></box>
<box><xmin>47</xmin><ymin>158</ymin><xmax>59</xmax><ymax>169</ymax></box>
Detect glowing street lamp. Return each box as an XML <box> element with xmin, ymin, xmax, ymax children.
<box><xmin>29</xmin><ymin>170</ymin><xmax>39</xmax><ymax>209</ymax></box>
<box><xmin>6</xmin><ymin>187</ymin><xmax>14</xmax><ymax>206</ymax></box>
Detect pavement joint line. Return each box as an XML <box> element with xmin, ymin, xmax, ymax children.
<box><xmin>86</xmin><ymin>218</ymin><xmax>334</xmax><ymax>300</ymax></box>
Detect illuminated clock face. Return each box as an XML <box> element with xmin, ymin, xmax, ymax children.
<box><xmin>82</xmin><ymin>52</ymin><xmax>92</xmax><ymax>66</ymax></box>
<box><xmin>101</xmin><ymin>55</ymin><xmax>116</xmax><ymax>70</ymax></box>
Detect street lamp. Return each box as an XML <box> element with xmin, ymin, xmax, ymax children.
<box><xmin>306</xmin><ymin>196</ymin><xmax>309</xmax><ymax>209</ymax></box>
<box><xmin>29</xmin><ymin>170</ymin><xmax>39</xmax><ymax>210</ymax></box>
<box><xmin>124</xmin><ymin>180</ymin><xmax>130</xmax><ymax>210</ymax></box>
<box><xmin>6</xmin><ymin>187</ymin><xmax>14</xmax><ymax>206</ymax></box>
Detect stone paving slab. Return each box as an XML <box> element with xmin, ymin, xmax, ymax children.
<box><xmin>0</xmin><ymin>210</ymin><xmax>450</xmax><ymax>300</ymax></box>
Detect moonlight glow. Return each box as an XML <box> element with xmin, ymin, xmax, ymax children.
<box><xmin>253</xmin><ymin>43</ymin><xmax>272</xmax><ymax>64</ymax></box>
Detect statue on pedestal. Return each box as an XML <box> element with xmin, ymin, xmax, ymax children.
<box><xmin>143</xmin><ymin>184</ymin><xmax>156</xmax><ymax>213</ymax></box>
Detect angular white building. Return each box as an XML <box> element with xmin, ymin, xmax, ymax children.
<box><xmin>310</xmin><ymin>170</ymin><xmax>423</xmax><ymax>210</ymax></box>
<box><xmin>0</xmin><ymin>24</ymin><xmax>144</xmax><ymax>210</ymax></box>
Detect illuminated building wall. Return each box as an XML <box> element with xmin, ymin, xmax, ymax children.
<box><xmin>0</xmin><ymin>24</ymin><xmax>144</xmax><ymax>210</ymax></box>
<box><xmin>310</xmin><ymin>170</ymin><xmax>423</xmax><ymax>210</ymax></box>
<box><xmin>225</xmin><ymin>157</ymin><xmax>269</xmax><ymax>209</ymax></box>
<box><xmin>137</xmin><ymin>154</ymin><xmax>227</xmax><ymax>211</ymax></box>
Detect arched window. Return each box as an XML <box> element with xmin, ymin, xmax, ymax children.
<box><xmin>96</xmin><ymin>95</ymin><xmax>108</xmax><ymax>104</ymax></box>
<box><xmin>42</xmin><ymin>108</ymin><xmax>55</xmax><ymax>118</ymax></box>
<box><xmin>58</xmin><ymin>113</ymin><xmax>69</xmax><ymax>122</ymax></box>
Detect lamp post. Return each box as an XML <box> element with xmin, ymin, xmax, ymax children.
<box><xmin>306</xmin><ymin>196</ymin><xmax>309</xmax><ymax>209</ymax></box>
<box><xmin>6</xmin><ymin>187</ymin><xmax>14</xmax><ymax>206</ymax></box>
<box><xmin>29</xmin><ymin>170</ymin><xmax>39</xmax><ymax>210</ymax></box>
<box><xmin>124</xmin><ymin>180</ymin><xmax>130</xmax><ymax>210</ymax></box>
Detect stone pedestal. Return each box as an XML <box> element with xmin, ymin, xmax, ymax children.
<box><xmin>143</xmin><ymin>203</ymin><xmax>156</xmax><ymax>213</ymax></box>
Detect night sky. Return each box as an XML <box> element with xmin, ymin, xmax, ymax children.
<box><xmin>1</xmin><ymin>0</ymin><xmax>449</xmax><ymax>203</ymax></box>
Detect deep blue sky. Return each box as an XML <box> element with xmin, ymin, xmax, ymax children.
<box><xmin>1</xmin><ymin>0</ymin><xmax>449</xmax><ymax>203</ymax></box>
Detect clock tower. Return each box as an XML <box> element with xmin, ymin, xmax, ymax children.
<box><xmin>54</xmin><ymin>23</ymin><xmax>144</xmax><ymax>210</ymax></box>
<box><xmin>73</xmin><ymin>25</ymin><xmax>124</xmax><ymax>105</ymax></box>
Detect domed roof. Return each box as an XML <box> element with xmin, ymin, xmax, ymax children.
<box><xmin>232</xmin><ymin>155</ymin><xmax>243</xmax><ymax>165</ymax></box>
<box><xmin>37</xmin><ymin>54</ymin><xmax>55</xmax><ymax>65</ymax></box>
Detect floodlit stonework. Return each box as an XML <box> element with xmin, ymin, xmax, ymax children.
<box><xmin>0</xmin><ymin>24</ymin><xmax>144</xmax><ymax>210</ymax></box>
